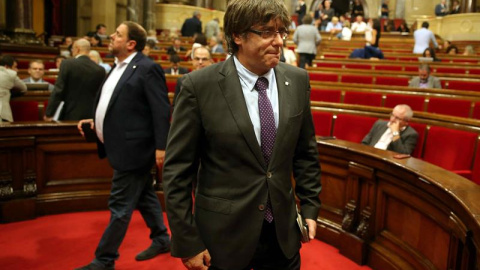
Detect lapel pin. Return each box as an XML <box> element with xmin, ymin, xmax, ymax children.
<box><xmin>133</xmin><ymin>65</ymin><xmax>136</xmax><ymax>69</ymax></box>
<box><xmin>285</xmin><ymin>82</ymin><xmax>289</xmax><ymax>86</ymax></box>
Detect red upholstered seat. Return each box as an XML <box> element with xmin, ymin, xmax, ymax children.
<box><xmin>471</xmin><ymin>142</ymin><xmax>480</xmax><ymax>185</ymax></box>
<box><xmin>343</xmin><ymin>91</ymin><xmax>383</xmax><ymax>106</ymax></box>
<box><xmin>345</xmin><ymin>63</ymin><xmax>371</xmax><ymax>70</ymax></box>
<box><xmin>408</xmin><ymin>122</ymin><xmax>426</xmax><ymax>158</ymax></box>
<box><xmin>340</xmin><ymin>74</ymin><xmax>373</xmax><ymax>84</ymax></box>
<box><xmin>332</xmin><ymin>114</ymin><xmax>378</xmax><ymax>143</ymax></box>
<box><xmin>404</xmin><ymin>66</ymin><xmax>418</xmax><ymax>72</ymax></box>
<box><xmin>422</xmin><ymin>126</ymin><xmax>477</xmax><ymax>178</ymax></box>
<box><xmin>427</xmin><ymin>97</ymin><xmax>471</xmax><ymax>118</ymax></box>
<box><xmin>314</xmin><ymin>62</ymin><xmax>342</xmax><ymax>69</ymax></box>
<box><xmin>473</xmin><ymin>102</ymin><xmax>480</xmax><ymax>120</ymax></box>
<box><xmin>17</xmin><ymin>60</ymin><xmax>30</xmax><ymax>69</ymax></box>
<box><xmin>311</xmin><ymin>111</ymin><xmax>333</xmax><ymax>136</ymax></box>
<box><xmin>310</xmin><ymin>89</ymin><xmax>342</xmax><ymax>103</ymax></box>
<box><xmin>384</xmin><ymin>94</ymin><xmax>425</xmax><ymax>111</ymax></box>
<box><xmin>445</xmin><ymin>80</ymin><xmax>480</xmax><ymax>92</ymax></box>
<box><xmin>435</xmin><ymin>67</ymin><xmax>467</xmax><ymax>74</ymax></box>
<box><xmin>166</xmin><ymin>81</ymin><xmax>177</xmax><ymax>93</ymax></box>
<box><xmin>375</xmin><ymin>76</ymin><xmax>409</xmax><ymax>86</ymax></box>
<box><xmin>374</xmin><ymin>65</ymin><xmax>402</xmax><ymax>71</ymax></box>
<box><xmin>44</xmin><ymin>61</ymin><xmax>57</xmax><ymax>70</ymax></box>
<box><xmin>10</xmin><ymin>101</ymin><xmax>40</xmax><ymax>121</ymax></box>
<box><xmin>451</xmin><ymin>58</ymin><xmax>478</xmax><ymax>64</ymax></box>
<box><xmin>309</xmin><ymin>73</ymin><xmax>338</xmax><ymax>82</ymax></box>
<box><xmin>469</xmin><ymin>69</ymin><xmax>480</xmax><ymax>75</ymax></box>
<box><xmin>43</xmin><ymin>77</ymin><xmax>56</xmax><ymax>85</ymax></box>
<box><xmin>323</xmin><ymin>53</ymin><xmax>348</xmax><ymax>59</ymax></box>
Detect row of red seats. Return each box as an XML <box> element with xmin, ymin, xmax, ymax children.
<box><xmin>312</xmin><ymin>111</ymin><xmax>480</xmax><ymax>185</ymax></box>
<box><xmin>309</xmin><ymin>72</ymin><xmax>480</xmax><ymax>92</ymax></box>
<box><xmin>321</xmin><ymin>53</ymin><xmax>480</xmax><ymax>64</ymax></box>
<box><xmin>311</xmin><ymin>89</ymin><xmax>480</xmax><ymax>119</ymax></box>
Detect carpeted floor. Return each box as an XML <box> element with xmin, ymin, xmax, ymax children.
<box><xmin>0</xmin><ymin>210</ymin><xmax>372</xmax><ymax>270</ymax></box>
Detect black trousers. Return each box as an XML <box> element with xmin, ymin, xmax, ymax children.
<box><xmin>209</xmin><ymin>220</ymin><xmax>301</xmax><ymax>270</ymax></box>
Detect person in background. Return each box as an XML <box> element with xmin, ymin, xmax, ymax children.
<box><xmin>90</xmin><ymin>34</ymin><xmax>102</xmax><ymax>47</ymax></box>
<box><xmin>381</xmin><ymin>0</ymin><xmax>390</xmax><ymax>18</ymax></box>
<box><xmin>22</xmin><ymin>60</ymin><xmax>54</xmax><ymax>91</ymax></box>
<box><xmin>167</xmin><ymin>38</ymin><xmax>187</xmax><ymax>55</ymax></box>
<box><xmin>0</xmin><ymin>55</ymin><xmax>27</xmax><ymax>122</ymax></box>
<box><xmin>61</xmin><ymin>37</ymin><xmax>74</xmax><ymax>58</ymax></box>
<box><xmin>164</xmin><ymin>54</ymin><xmax>189</xmax><ymax>75</ymax></box>
<box><xmin>463</xmin><ymin>45</ymin><xmax>476</xmax><ymax>56</ymax></box>
<box><xmin>293</xmin><ymin>14</ymin><xmax>321</xmax><ymax>69</ymax></box>
<box><xmin>75</xmin><ymin>21</ymin><xmax>171</xmax><ymax>270</ymax></box>
<box><xmin>409</xmin><ymin>63</ymin><xmax>442</xmax><ymax>89</ymax></box>
<box><xmin>396</xmin><ymin>21</ymin><xmax>410</xmax><ymax>33</ymax></box>
<box><xmin>89</xmin><ymin>50</ymin><xmax>112</xmax><ymax>73</ymax></box>
<box><xmin>326</xmin><ymin>16</ymin><xmax>342</xmax><ymax>40</ymax></box>
<box><xmin>95</xmin><ymin>23</ymin><xmax>108</xmax><ymax>40</ymax></box>
<box><xmin>44</xmin><ymin>39</ymin><xmax>106</xmax><ymax>121</ymax></box>
<box><xmin>209</xmin><ymin>36</ymin><xmax>225</xmax><ymax>54</ymax></box>
<box><xmin>295</xmin><ymin>0</ymin><xmax>307</xmax><ymax>26</ymax></box>
<box><xmin>450</xmin><ymin>0</ymin><xmax>461</xmax><ymax>14</ymax></box>
<box><xmin>413</xmin><ymin>22</ymin><xmax>439</xmax><ymax>54</ymax></box>
<box><xmin>205</xmin><ymin>18</ymin><xmax>220</xmax><ymax>39</ymax></box>
<box><xmin>423</xmin><ymin>47</ymin><xmax>441</xmax><ymax>62</ymax></box>
<box><xmin>446</xmin><ymin>45</ymin><xmax>459</xmax><ymax>54</ymax></box>
<box><xmin>435</xmin><ymin>0</ymin><xmax>448</xmax><ymax>16</ymax></box>
<box><xmin>351</xmin><ymin>15</ymin><xmax>367</xmax><ymax>33</ymax></box>
<box><xmin>362</xmin><ymin>104</ymin><xmax>418</xmax><ymax>155</ymax></box>
<box><xmin>163</xmin><ymin>1</ymin><xmax>321</xmax><ymax>269</ymax></box>
<box><xmin>338</xmin><ymin>20</ymin><xmax>352</xmax><ymax>40</ymax></box>
<box><xmin>351</xmin><ymin>0</ymin><xmax>364</xmax><ymax>18</ymax></box>
<box><xmin>319</xmin><ymin>0</ymin><xmax>335</xmax><ymax>31</ymax></box>
<box><xmin>280</xmin><ymin>40</ymin><xmax>297</xmax><ymax>66</ymax></box>
<box><xmin>146</xmin><ymin>29</ymin><xmax>159</xmax><ymax>43</ymax></box>
<box><xmin>172</xmin><ymin>46</ymin><xmax>213</xmax><ymax>106</ymax></box>
<box><xmin>181</xmin><ymin>10</ymin><xmax>202</xmax><ymax>37</ymax></box>
<box><xmin>185</xmin><ymin>33</ymin><xmax>208</xmax><ymax>60</ymax></box>
<box><xmin>349</xmin><ymin>45</ymin><xmax>384</xmax><ymax>60</ymax></box>
<box><xmin>49</xmin><ymin>55</ymin><xmax>66</xmax><ymax>72</ymax></box>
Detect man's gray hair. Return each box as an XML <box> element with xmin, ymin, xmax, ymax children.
<box><xmin>395</xmin><ymin>104</ymin><xmax>414</xmax><ymax>121</ymax></box>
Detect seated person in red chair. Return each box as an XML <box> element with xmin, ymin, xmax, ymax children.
<box><xmin>22</xmin><ymin>60</ymin><xmax>54</xmax><ymax>91</ymax></box>
<box><xmin>409</xmin><ymin>63</ymin><xmax>442</xmax><ymax>89</ymax></box>
<box><xmin>362</xmin><ymin>104</ymin><xmax>418</xmax><ymax>155</ymax></box>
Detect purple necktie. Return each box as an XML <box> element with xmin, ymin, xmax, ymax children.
<box><xmin>255</xmin><ymin>77</ymin><xmax>276</xmax><ymax>223</ymax></box>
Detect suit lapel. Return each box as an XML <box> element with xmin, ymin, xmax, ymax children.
<box><xmin>218</xmin><ymin>58</ymin><xmax>265</xmax><ymax>167</ymax></box>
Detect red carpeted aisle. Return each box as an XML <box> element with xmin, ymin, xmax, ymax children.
<box><xmin>0</xmin><ymin>211</ymin><xmax>372</xmax><ymax>270</ymax></box>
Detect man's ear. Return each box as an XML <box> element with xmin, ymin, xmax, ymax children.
<box><xmin>233</xmin><ymin>33</ymin><xmax>243</xmax><ymax>46</ymax></box>
<box><xmin>127</xmin><ymin>40</ymin><xmax>137</xmax><ymax>51</ymax></box>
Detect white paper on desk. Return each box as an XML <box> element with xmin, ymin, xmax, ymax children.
<box><xmin>53</xmin><ymin>101</ymin><xmax>64</xmax><ymax>121</ymax></box>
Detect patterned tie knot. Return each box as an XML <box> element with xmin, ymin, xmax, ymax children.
<box><xmin>255</xmin><ymin>77</ymin><xmax>269</xmax><ymax>92</ymax></box>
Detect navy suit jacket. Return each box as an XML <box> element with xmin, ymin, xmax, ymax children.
<box><xmin>94</xmin><ymin>52</ymin><xmax>171</xmax><ymax>171</ymax></box>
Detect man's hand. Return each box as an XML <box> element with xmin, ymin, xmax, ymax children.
<box><xmin>77</xmin><ymin>119</ymin><xmax>94</xmax><ymax>137</ymax></box>
<box><xmin>181</xmin><ymin>249</ymin><xmax>211</xmax><ymax>270</ymax></box>
<box><xmin>155</xmin><ymin>150</ymin><xmax>165</xmax><ymax>167</ymax></box>
<box><xmin>43</xmin><ymin>115</ymin><xmax>53</xmax><ymax>122</ymax></box>
<box><xmin>389</xmin><ymin>120</ymin><xmax>400</xmax><ymax>133</ymax></box>
<box><xmin>305</xmin><ymin>218</ymin><xmax>317</xmax><ymax>240</ymax></box>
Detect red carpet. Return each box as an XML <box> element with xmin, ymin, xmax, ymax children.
<box><xmin>0</xmin><ymin>211</ymin><xmax>372</xmax><ymax>270</ymax></box>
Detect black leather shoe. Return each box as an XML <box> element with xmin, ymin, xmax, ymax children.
<box><xmin>74</xmin><ymin>263</ymin><xmax>114</xmax><ymax>270</ymax></box>
<box><xmin>135</xmin><ymin>244</ymin><xmax>171</xmax><ymax>261</ymax></box>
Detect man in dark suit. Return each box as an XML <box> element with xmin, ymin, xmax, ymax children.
<box><xmin>181</xmin><ymin>10</ymin><xmax>202</xmax><ymax>37</ymax></box>
<box><xmin>163</xmin><ymin>1</ymin><xmax>322</xmax><ymax>269</ymax></box>
<box><xmin>164</xmin><ymin>54</ymin><xmax>189</xmax><ymax>75</ymax></box>
<box><xmin>44</xmin><ymin>38</ymin><xmax>105</xmax><ymax>121</ymax></box>
<box><xmin>362</xmin><ymin>104</ymin><xmax>419</xmax><ymax>155</ymax></box>
<box><xmin>166</xmin><ymin>38</ymin><xmax>187</xmax><ymax>55</ymax></box>
<box><xmin>76</xmin><ymin>21</ymin><xmax>171</xmax><ymax>270</ymax></box>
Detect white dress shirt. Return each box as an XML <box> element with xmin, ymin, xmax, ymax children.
<box><xmin>95</xmin><ymin>52</ymin><xmax>137</xmax><ymax>143</ymax></box>
<box><xmin>233</xmin><ymin>56</ymin><xmax>279</xmax><ymax>146</ymax></box>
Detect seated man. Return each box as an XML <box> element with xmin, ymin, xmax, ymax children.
<box><xmin>362</xmin><ymin>104</ymin><xmax>418</xmax><ymax>155</ymax></box>
<box><xmin>22</xmin><ymin>60</ymin><xmax>54</xmax><ymax>91</ymax></box>
<box><xmin>164</xmin><ymin>54</ymin><xmax>189</xmax><ymax>75</ymax></box>
<box><xmin>351</xmin><ymin>15</ymin><xmax>367</xmax><ymax>33</ymax></box>
<box><xmin>166</xmin><ymin>38</ymin><xmax>187</xmax><ymax>55</ymax></box>
<box><xmin>409</xmin><ymin>63</ymin><xmax>441</xmax><ymax>89</ymax></box>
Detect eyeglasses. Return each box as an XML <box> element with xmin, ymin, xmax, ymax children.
<box><xmin>193</xmin><ymin>57</ymin><xmax>210</xmax><ymax>62</ymax></box>
<box><xmin>248</xmin><ymin>28</ymin><xmax>289</xmax><ymax>40</ymax></box>
<box><xmin>390</xmin><ymin>113</ymin><xmax>407</xmax><ymax>122</ymax></box>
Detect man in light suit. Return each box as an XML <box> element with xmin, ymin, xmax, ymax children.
<box><xmin>293</xmin><ymin>14</ymin><xmax>321</xmax><ymax>69</ymax></box>
<box><xmin>163</xmin><ymin>1</ymin><xmax>322</xmax><ymax>269</ymax></box>
<box><xmin>409</xmin><ymin>64</ymin><xmax>442</xmax><ymax>89</ymax></box>
<box><xmin>44</xmin><ymin>38</ymin><xmax>105</xmax><ymax>121</ymax></box>
<box><xmin>0</xmin><ymin>55</ymin><xmax>27</xmax><ymax>122</ymax></box>
<box><xmin>362</xmin><ymin>104</ymin><xmax>418</xmax><ymax>155</ymax></box>
<box><xmin>76</xmin><ymin>21</ymin><xmax>171</xmax><ymax>270</ymax></box>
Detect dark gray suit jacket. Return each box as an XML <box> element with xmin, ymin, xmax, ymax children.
<box><xmin>163</xmin><ymin>57</ymin><xmax>322</xmax><ymax>269</ymax></box>
<box><xmin>45</xmin><ymin>55</ymin><xmax>106</xmax><ymax>120</ymax></box>
<box><xmin>94</xmin><ymin>52</ymin><xmax>170</xmax><ymax>171</ymax></box>
<box><xmin>362</xmin><ymin>120</ymin><xmax>419</xmax><ymax>154</ymax></box>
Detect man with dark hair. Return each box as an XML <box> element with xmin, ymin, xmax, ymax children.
<box><xmin>164</xmin><ymin>54</ymin><xmax>189</xmax><ymax>75</ymax></box>
<box><xmin>181</xmin><ymin>10</ymin><xmax>202</xmax><ymax>37</ymax></box>
<box><xmin>96</xmin><ymin>23</ymin><xmax>108</xmax><ymax>40</ymax></box>
<box><xmin>409</xmin><ymin>63</ymin><xmax>442</xmax><ymax>89</ymax></box>
<box><xmin>76</xmin><ymin>21</ymin><xmax>171</xmax><ymax>270</ymax></box>
<box><xmin>413</xmin><ymin>22</ymin><xmax>439</xmax><ymax>54</ymax></box>
<box><xmin>166</xmin><ymin>38</ymin><xmax>187</xmax><ymax>55</ymax></box>
<box><xmin>44</xmin><ymin>39</ymin><xmax>105</xmax><ymax>121</ymax></box>
<box><xmin>0</xmin><ymin>55</ymin><xmax>26</xmax><ymax>122</ymax></box>
<box><xmin>22</xmin><ymin>60</ymin><xmax>54</xmax><ymax>91</ymax></box>
<box><xmin>0</xmin><ymin>55</ymin><xmax>19</xmax><ymax>71</ymax></box>
<box><xmin>163</xmin><ymin>0</ymin><xmax>322</xmax><ymax>269</ymax></box>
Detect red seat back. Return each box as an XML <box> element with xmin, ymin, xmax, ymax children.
<box><xmin>345</xmin><ymin>63</ymin><xmax>371</xmax><ymax>70</ymax></box>
<box><xmin>384</xmin><ymin>94</ymin><xmax>425</xmax><ymax>111</ymax></box>
<box><xmin>315</xmin><ymin>63</ymin><xmax>342</xmax><ymax>69</ymax></box>
<box><xmin>311</xmin><ymin>111</ymin><xmax>333</xmax><ymax>136</ymax></box>
<box><xmin>446</xmin><ymin>80</ymin><xmax>480</xmax><ymax>92</ymax></box>
<box><xmin>10</xmin><ymin>101</ymin><xmax>40</xmax><ymax>121</ymax></box>
<box><xmin>435</xmin><ymin>67</ymin><xmax>467</xmax><ymax>74</ymax></box>
<box><xmin>471</xmin><ymin>141</ymin><xmax>480</xmax><ymax>185</ymax></box>
<box><xmin>333</xmin><ymin>114</ymin><xmax>378</xmax><ymax>143</ymax></box>
<box><xmin>343</xmin><ymin>91</ymin><xmax>383</xmax><ymax>106</ymax></box>
<box><xmin>166</xmin><ymin>81</ymin><xmax>177</xmax><ymax>93</ymax></box>
<box><xmin>427</xmin><ymin>97</ymin><xmax>471</xmax><ymax>118</ymax></box>
<box><xmin>408</xmin><ymin>122</ymin><xmax>426</xmax><ymax>158</ymax></box>
<box><xmin>473</xmin><ymin>102</ymin><xmax>480</xmax><ymax>120</ymax></box>
<box><xmin>341</xmin><ymin>74</ymin><xmax>373</xmax><ymax>84</ymax></box>
<box><xmin>375</xmin><ymin>76</ymin><xmax>409</xmax><ymax>87</ymax></box>
<box><xmin>422</xmin><ymin>126</ymin><xmax>477</xmax><ymax>172</ymax></box>
<box><xmin>310</xmin><ymin>89</ymin><xmax>342</xmax><ymax>103</ymax></box>
<box><xmin>309</xmin><ymin>73</ymin><xmax>338</xmax><ymax>82</ymax></box>
<box><xmin>374</xmin><ymin>65</ymin><xmax>402</xmax><ymax>71</ymax></box>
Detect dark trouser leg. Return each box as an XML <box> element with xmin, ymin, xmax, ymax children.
<box><xmin>306</xmin><ymin>53</ymin><xmax>315</xmax><ymax>67</ymax></box>
<box><xmin>137</xmin><ymin>174</ymin><xmax>170</xmax><ymax>247</ymax></box>
<box><xmin>92</xmin><ymin>169</ymin><xmax>150</xmax><ymax>267</ymax></box>
<box><xmin>298</xmin><ymin>53</ymin><xmax>308</xmax><ymax>69</ymax></box>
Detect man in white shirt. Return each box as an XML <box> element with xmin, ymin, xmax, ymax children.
<box><xmin>351</xmin><ymin>15</ymin><xmax>367</xmax><ymax>33</ymax></box>
<box><xmin>413</xmin><ymin>22</ymin><xmax>440</xmax><ymax>54</ymax></box>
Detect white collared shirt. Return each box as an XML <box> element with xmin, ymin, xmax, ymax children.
<box><xmin>233</xmin><ymin>56</ymin><xmax>279</xmax><ymax>146</ymax></box>
<box><xmin>95</xmin><ymin>52</ymin><xmax>137</xmax><ymax>143</ymax></box>
<box><xmin>374</xmin><ymin>123</ymin><xmax>406</xmax><ymax>150</ymax></box>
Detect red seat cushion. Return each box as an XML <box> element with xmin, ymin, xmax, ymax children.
<box><xmin>333</xmin><ymin>114</ymin><xmax>378</xmax><ymax>143</ymax></box>
<box><xmin>310</xmin><ymin>89</ymin><xmax>342</xmax><ymax>103</ymax></box>
<box><xmin>473</xmin><ymin>102</ymin><xmax>480</xmax><ymax>120</ymax></box>
<box><xmin>166</xmin><ymin>81</ymin><xmax>177</xmax><ymax>93</ymax></box>
<box><xmin>10</xmin><ymin>101</ymin><xmax>40</xmax><ymax>121</ymax></box>
<box><xmin>345</xmin><ymin>63</ymin><xmax>371</xmax><ymax>70</ymax></box>
<box><xmin>340</xmin><ymin>74</ymin><xmax>373</xmax><ymax>84</ymax></box>
<box><xmin>446</xmin><ymin>80</ymin><xmax>480</xmax><ymax>92</ymax></box>
<box><xmin>375</xmin><ymin>76</ymin><xmax>409</xmax><ymax>87</ymax></box>
<box><xmin>471</xmin><ymin>142</ymin><xmax>480</xmax><ymax>185</ymax></box>
<box><xmin>309</xmin><ymin>73</ymin><xmax>338</xmax><ymax>82</ymax></box>
<box><xmin>427</xmin><ymin>97</ymin><xmax>471</xmax><ymax>118</ymax></box>
<box><xmin>374</xmin><ymin>65</ymin><xmax>402</xmax><ymax>71</ymax></box>
<box><xmin>314</xmin><ymin>62</ymin><xmax>342</xmax><ymax>69</ymax></box>
<box><xmin>384</xmin><ymin>94</ymin><xmax>425</xmax><ymax>111</ymax></box>
<box><xmin>311</xmin><ymin>111</ymin><xmax>333</xmax><ymax>136</ymax></box>
<box><xmin>343</xmin><ymin>91</ymin><xmax>383</xmax><ymax>106</ymax></box>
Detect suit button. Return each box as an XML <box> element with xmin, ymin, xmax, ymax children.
<box><xmin>266</xmin><ymin>172</ymin><xmax>272</xmax><ymax>179</ymax></box>
<box><xmin>258</xmin><ymin>204</ymin><xmax>265</xmax><ymax>211</ymax></box>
